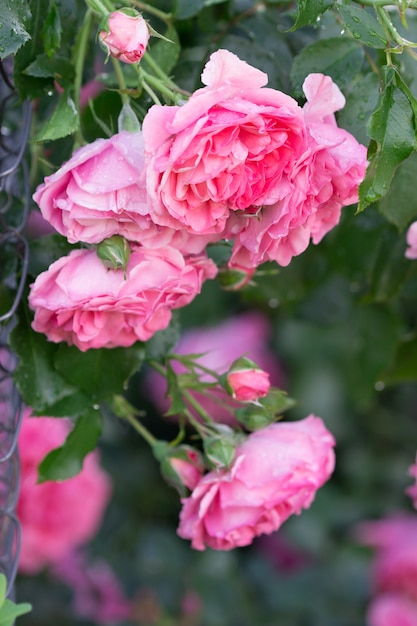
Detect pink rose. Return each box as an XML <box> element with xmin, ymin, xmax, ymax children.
<box><xmin>177</xmin><ymin>415</ymin><xmax>335</xmax><ymax>550</ymax></box>
<box><xmin>52</xmin><ymin>552</ymin><xmax>132</xmax><ymax>624</ymax></box>
<box><xmin>33</xmin><ymin>130</ymin><xmax>214</xmax><ymax>254</ymax></box>
<box><xmin>17</xmin><ymin>409</ymin><xmax>112</xmax><ymax>574</ymax></box>
<box><xmin>406</xmin><ymin>222</ymin><xmax>417</xmax><ymax>260</ymax></box>
<box><xmin>29</xmin><ymin>246</ymin><xmax>217</xmax><ymax>351</ymax></box>
<box><xmin>367</xmin><ymin>594</ymin><xmax>417</xmax><ymax>626</ymax></box>
<box><xmin>99</xmin><ymin>10</ymin><xmax>150</xmax><ymax>64</ymax></box>
<box><xmin>228</xmin><ymin>73</ymin><xmax>367</xmax><ymax>268</ymax></box>
<box><xmin>226</xmin><ymin>364</ymin><xmax>270</xmax><ymax>402</ymax></box>
<box><xmin>145</xmin><ymin>312</ymin><xmax>285</xmax><ymax>423</ymax></box>
<box><xmin>143</xmin><ymin>49</ymin><xmax>307</xmax><ymax>235</ymax></box>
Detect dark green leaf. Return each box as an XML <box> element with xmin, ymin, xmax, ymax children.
<box><xmin>13</xmin><ymin>0</ymin><xmax>54</xmax><ymax>99</ymax></box>
<box><xmin>38</xmin><ymin>408</ymin><xmax>102</xmax><ymax>482</ymax></box>
<box><xmin>289</xmin><ymin>0</ymin><xmax>334</xmax><ymax>31</ymax></box>
<box><xmin>28</xmin><ymin>234</ymin><xmax>76</xmax><ymax>278</ymax></box>
<box><xmin>34</xmin><ymin>90</ymin><xmax>79</xmax><ymax>142</ymax></box>
<box><xmin>379</xmin><ymin>152</ymin><xmax>417</xmax><ymax>230</ymax></box>
<box><xmin>359</xmin><ymin>68</ymin><xmax>416</xmax><ymax>211</ymax></box>
<box><xmin>10</xmin><ymin>307</ymin><xmax>88</xmax><ymax>414</ymax></box>
<box><xmin>148</xmin><ymin>25</ymin><xmax>180</xmax><ymax>76</ymax></box>
<box><xmin>41</xmin><ymin>0</ymin><xmax>61</xmax><ymax>57</ymax></box>
<box><xmin>366</xmin><ymin>227</ymin><xmax>411</xmax><ymax>301</ymax></box>
<box><xmin>337</xmin><ymin>72</ymin><xmax>379</xmax><ymax>145</ymax></box>
<box><xmin>145</xmin><ymin>315</ymin><xmax>180</xmax><ymax>361</ymax></box>
<box><xmin>175</xmin><ymin>0</ymin><xmax>205</xmax><ymax>19</ymax></box>
<box><xmin>290</xmin><ymin>37</ymin><xmax>364</xmax><ymax>97</ymax></box>
<box><xmin>23</xmin><ymin>54</ymin><xmax>74</xmax><ymax>87</ymax></box>
<box><xmin>382</xmin><ymin>336</ymin><xmax>417</xmax><ymax>384</ymax></box>
<box><xmin>55</xmin><ymin>343</ymin><xmax>145</xmax><ymax>401</ymax></box>
<box><xmin>338</xmin><ymin>4</ymin><xmax>387</xmax><ymax>49</ymax></box>
<box><xmin>0</xmin><ymin>0</ymin><xmax>31</xmax><ymax>60</ymax></box>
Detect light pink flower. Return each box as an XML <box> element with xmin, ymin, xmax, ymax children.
<box><xmin>367</xmin><ymin>594</ymin><xmax>417</xmax><ymax>626</ymax></box>
<box><xmin>29</xmin><ymin>246</ymin><xmax>217</xmax><ymax>351</ymax></box>
<box><xmin>228</xmin><ymin>73</ymin><xmax>367</xmax><ymax>268</ymax></box>
<box><xmin>52</xmin><ymin>551</ymin><xmax>132</xmax><ymax>625</ymax></box>
<box><xmin>33</xmin><ymin>131</ymin><xmax>214</xmax><ymax>254</ymax></box>
<box><xmin>406</xmin><ymin>222</ymin><xmax>417</xmax><ymax>260</ymax></box>
<box><xmin>17</xmin><ymin>409</ymin><xmax>112</xmax><ymax>574</ymax></box>
<box><xmin>177</xmin><ymin>415</ymin><xmax>335</xmax><ymax>550</ymax></box>
<box><xmin>145</xmin><ymin>311</ymin><xmax>285</xmax><ymax>423</ymax></box>
<box><xmin>226</xmin><ymin>367</ymin><xmax>270</xmax><ymax>402</ymax></box>
<box><xmin>99</xmin><ymin>10</ymin><xmax>150</xmax><ymax>64</ymax></box>
<box><xmin>143</xmin><ymin>49</ymin><xmax>307</xmax><ymax>236</ymax></box>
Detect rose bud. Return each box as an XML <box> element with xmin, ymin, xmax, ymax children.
<box><xmin>97</xmin><ymin>235</ymin><xmax>130</xmax><ymax>275</ymax></box>
<box><xmin>159</xmin><ymin>446</ymin><xmax>205</xmax><ymax>495</ymax></box>
<box><xmin>99</xmin><ymin>9</ymin><xmax>150</xmax><ymax>64</ymax></box>
<box><xmin>226</xmin><ymin>357</ymin><xmax>270</xmax><ymax>402</ymax></box>
<box><xmin>217</xmin><ymin>264</ymin><xmax>255</xmax><ymax>291</ymax></box>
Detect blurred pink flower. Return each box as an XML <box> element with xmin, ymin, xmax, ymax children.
<box><xmin>52</xmin><ymin>551</ymin><xmax>132</xmax><ymax>625</ymax></box>
<box><xmin>18</xmin><ymin>409</ymin><xmax>112</xmax><ymax>574</ymax></box>
<box><xmin>145</xmin><ymin>311</ymin><xmax>285</xmax><ymax>423</ymax></box>
<box><xmin>99</xmin><ymin>10</ymin><xmax>150</xmax><ymax>64</ymax></box>
<box><xmin>407</xmin><ymin>456</ymin><xmax>417</xmax><ymax>508</ymax></box>
<box><xmin>177</xmin><ymin>415</ymin><xmax>335</xmax><ymax>550</ymax></box>
<box><xmin>29</xmin><ymin>246</ymin><xmax>217</xmax><ymax>351</ymax></box>
<box><xmin>406</xmin><ymin>222</ymin><xmax>417</xmax><ymax>260</ymax></box>
<box><xmin>367</xmin><ymin>594</ymin><xmax>417</xmax><ymax>626</ymax></box>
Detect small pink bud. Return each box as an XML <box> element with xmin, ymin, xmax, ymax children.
<box><xmin>99</xmin><ymin>9</ymin><xmax>150</xmax><ymax>64</ymax></box>
<box><xmin>161</xmin><ymin>446</ymin><xmax>204</xmax><ymax>493</ymax></box>
<box><xmin>226</xmin><ymin>357</ymin><xmax>270</xmax><ymax>402</ymax></box>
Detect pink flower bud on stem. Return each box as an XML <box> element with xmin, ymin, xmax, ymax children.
<box><xmin>99</xmin><ymin>9</ymin><xmax>150</xmax><ymax>64</ymax></box>
<box><xmin>226</xmin><ymin>357</ymin><xmax>270</xmax><ymax>402</ymax></box>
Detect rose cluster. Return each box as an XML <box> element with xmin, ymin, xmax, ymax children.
<box><xmin>29</xmin><ymin>49</ymin><xmax>367</xmax><ymax>351</ymax></box>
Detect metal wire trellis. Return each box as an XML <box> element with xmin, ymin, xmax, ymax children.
<box><xmin>0</xmin><ymin>57</ymin><xmax>32</xmax><ymax>596</ymax></box>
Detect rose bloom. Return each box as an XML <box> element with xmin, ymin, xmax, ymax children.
<box><xmin>145</xmin><ymin>311</ymin><xmax>285</xmax><ymax>423</ymax></box>
<box><xmin>32</xmin><ymin>131</ymin><xmax>214</xmax><ymax>254</ymax></box>
<box><xmin>406</xmin><ymin>222</ymin><xmax>417</xmax><ymax>260</ymax></box>
<box><xmin>143</xmin><ymin>49</ymin><xmax>307</xmax><ymax>236</ymax></box>
<box><xmin>228</xmin><ymin>73</ymin><xmax>368</xmax><ymax>268</ymax></box>
<box><xmin>226</xmin><ymin>367</ymin><xmax>270</xmax><ymax>402</ymax></box>
<box><xmin>17</xmin><ymin>409</ymin><xmax>111</xmax><ymax>574</ymax></box>
<box><xmin>367</xmin><ymin>594</ymin><xmax>417</xmax><ymax>626</ymax></box>
<box><xmin>29</xmin><ymin>246</ymin><xmax>217</xmax><ymax>351</ymax></box>
<box><xmin>99</xmin><ymin>10</ymin><xmax>150</xmax><ymax>64</ymax></box>
<box><xmin>177</xmin><ymin>415</ymin><xmax>335</xmax><ymax>550</ymax></box>
<box><xmin>355</xmin><ymin>515</ymin><xmax>417</xmax><ymax>599</ymax></box>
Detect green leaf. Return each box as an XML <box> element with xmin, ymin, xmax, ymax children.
<box><xmin>290</xmin><ymin>37</ymin><xmax>364</xmax><ymax>97</ymax></box>
<box><xmin>359</xmin><ymin>67</ymin><xmax>416</xmax><ymax>211</ymax></box>
<box><xmin>0</xmin><ymin>576</ymin><xmax>5</xmax><ymax>611</ymax></box>
<box><xmin>145</xmin><ymin>315</ymin><xmax>180</xmax><ymax>361</ymax></box>
<box><xmin>379</xmin><ymin>152</ymin><xmax>417</xmax><ymax>231</ymax></box>
<box><xmin>42</xmin><ymin>0</ymin><xmax>61</xmax><ymax>57</ymax></box>
<box><xmin>55</xmin><ymin>343</ymin><xmax>145</xmax><ymax>402</ymax></box>
<box><xmin>338</xmin><ymin>4</ymin><xmax>388</xmax><ymax>49</ymax></box>
<box><xmin>337</xmin><ymin>72</ymin><xmax>380</xmax><ymax>145</ymax></box>
<box><xmin>366</xmin><ymin>227</ymin><xmax>411</xmax><ymax>302</ymax></box>
<box><xmin>0</xmin><ymin>600</ymin><xmax>32</xmax><ymax>626</ymax></box>
<box><xmin>10</xmin><ymin>307</ymin><xmax>89</xmax><ymax>415</ymax></box>
<box><xmin>289</xmin><ymin>0</ymin><xmax>334</xmax><ymax>31</ymax></box>
<box><xmin>175</xmin><ymin>0</ymin><xmax>205</xmax><ymax>19</ymax></box>
<box><xmin>34</xmin><ymin>90</ymin><xmax>79</xmax><ymax>141</ymax></box>
<box><xmin>23</xmin><ymin>53</ymin><xmax>74</xmax><ymax>87</ymax></box>
<box><xmin>148</xmin><ymin>25</ymin><xmax>180</xmax><ymax>76</ymax></box>
<box><xmin>0</xmin><ymin>0</ymin><xmax>31</xmax><ymax>60</ymax></box>
<box><xmin>382</xmin><ymin>336</ymin><xmax>417</xmax><ymax>384</ymax></box>
<box><xmin>38</xmin><ymin>408</ymin><xmax>102</xmax><ymax>482</ymax></box>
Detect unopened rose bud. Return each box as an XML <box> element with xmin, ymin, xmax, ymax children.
<box><xmin>99</xmin><ymin>9</ymin><xmax>150</xmax><ymax>64</ymax></box>
<box><xmin>217</xmin><ymin>265</ymin><xmax>254</xmax><ymax>291</ymax></box>
<box><xmin>226</xmin><ymin>357</ymin><xmax>270</xmax><ymax>402</ymax></box>
<box><xmin>97</xmin><ymin>235</ymin><xmax>130</xmax><ymax>275</ymax></box>
<box><xmin>160</xmin><ymin>446</ymin><xmax>204</xmax><ymax>494</ymax></box>
<box><xmin>203</xmin><ymin>435</ymin><xmax>236</xmax><ymax>469</ymax></box>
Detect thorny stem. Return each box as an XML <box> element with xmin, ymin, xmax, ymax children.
<box><xmin>139</xmin><ymin>68</ymin><xmax>183</xmax><ymax>103</ymax></box>
<box><xmin>73</xmin><ymin>10</ymin><xmax>93</xmax><ymax>147</ymax></box>
<box><xmin>142</xmin><ymin>53</ymin><xmax>190</xmax><ymax>97</ymax></box>
<box><xmin>111</xmin><ymin>58</ymin><xmax>129</xmax><ymax>105</ymax></box>
<box><xmin>130</xmin><ymin>0</ymin><xmax>172</xmax><ymax>22</ymax></box>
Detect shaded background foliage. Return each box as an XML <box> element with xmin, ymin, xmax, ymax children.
<box><xmin>2</xmin><ymin>0</ymin><xmax>417</xmax><ymax>624</ymax></box>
